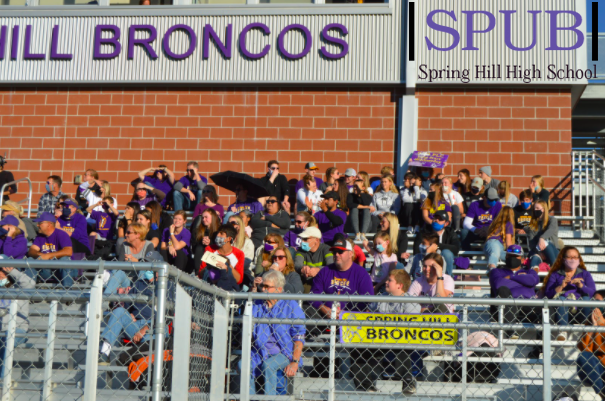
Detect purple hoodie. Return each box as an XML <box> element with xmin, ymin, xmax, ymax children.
<box><xmin>0</xmin><ymin>233</ymin><xmax>28</xmax><ymax>259</ymax></box>
<box><xmin>489</xmin><ymin>267</ymin><xmax>539</xmax><ymax>299</ymax></box>
<box><xmin>544</xmin><ymin>268</ymin><xmax>596</xmax><ymax>299</ymax></box>
<box><xmin>314</xmin><ymin>209</ymin><xmax>347</xmax><ymax>244</ymax></box>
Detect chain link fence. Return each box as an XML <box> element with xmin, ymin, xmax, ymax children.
<box><xmin>590</xmin><ymin>151</ymin><xmax>605</xmax><ymax>242</ymax></box>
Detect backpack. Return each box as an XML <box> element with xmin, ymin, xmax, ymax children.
<box><xmin>442</xmin><ymin>331</ymin><xmax>501</xmax><ymax>383</ymax></box>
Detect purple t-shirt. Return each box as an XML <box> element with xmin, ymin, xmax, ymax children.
<box><xmin>192</xmin><ymin>204</ymin><xmax>225</xmax><ymax>220</ymax></box>
<box><xmin>295</xmin><ymin>176</ymin><xmax>324</xmax><ymax>194</ymax></box>
<box><xmin>487</xmin><ymin>222</ymin><xmax>514</xmax><ymax>243</ymax></box>
<box><xmin>0</xmin><ymin>234</ymin><xmax>28</xmax><ymax>259</ymax></box>
<box><xmin>314</xmin><ymin>209</ymin><xmax>347</xmax><ymax>244</ymax></box>
<box><xmin>310</xmin><ymin>262</ymin><xmax>374</xmax><ymax>311</ymax></box>
<box><xmin>134</xmin><ymin>196</ymin><xmax>156</xmax><ymax>209</ymax></box>
<box><xmin>145</xmin><ymin>177</ymin><xmax>173</xmax><ymax>207</ymax></box>
<box><xmin>264</xmin><ymin>333</ymin><xmax>281</xmax><ymax>355</ymax></box>
<box><xmin>33</xmin><ymin>229</ymin><xmax>72</xmax><ymax>254</ymax></box>
<box><xmin>178</xmin><ymin>175</ymin><xmax>208</xmax><ymax>192</ymax></box>
<box><xmin>227</xmin><ymin>198</ymin><xmax>264</xmax><ymax>215</ymax></box>
<box><xmin>90</xmin><ymin>210</ymin><xmax>116</xmax><ymax>239</ymax></box>
<box><xmin>58</xmin><ymin>213</ymin><xmax>91</xmax><ymax>251</ymax></box>
<box><xmin>427</xmin><ymin>200</ymin><xmax>452</xmax><ymax>220</ymax></box>
<box><xmin>466</xmin><ymin>200</ymin><xmax>502</xmax><ymax>228</ymax></box>
<box><xmin>161</xmin><ymin>228</ymin><xmax>192</xmax><ymax>256</ymax></box>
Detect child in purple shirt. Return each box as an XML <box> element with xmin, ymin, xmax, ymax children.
<box><xmin>58</xmin><ymin>199</ymin><xmax>92</xmax><ymax>254</ymax></box>
<box><xmin>0</xmin><ymin>215</ymin><xmax>27</xmax><ymax>259</ymax></box>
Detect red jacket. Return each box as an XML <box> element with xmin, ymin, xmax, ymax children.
<box><xmin>198</xmin><ymin>245</ymin><xmax>245</xmax><ymax>285</ymax></box>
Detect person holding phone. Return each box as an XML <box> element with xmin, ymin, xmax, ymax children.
<box><xmin>260</xmin><ymin>160</ymin><xmax>290</xmax><ymax>210</ymax></box>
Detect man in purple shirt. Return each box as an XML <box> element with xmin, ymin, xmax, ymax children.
<box><xmin>460</xmin><ymin>188</ymin><xmax>502</xmax><ymax>250</ymax></box>
<box><xmin>138</xmin><ymin>165</ymin><xmax>175</xmax><ymax>208</ymax></box>
<box><xmin>313</xmin><ymin>192</ymin><xmax>347</xmax><ymax>245</ymax></box>
<box><xmin>28</xmin><ymin>212</ymin><xmax>75</xmax><ymax>287</ymax></box>
<box><xmin>294</xmin><ymin>163</ymin><xmax>324</xmax><ymax>194</ymax></box>
<box><xmin>57</xmin><ymin>199</ymin><xmax>92</xmax><ymax>255</ymax></box>
<box><xmin>223</xmin><ymin>184</ymin><xmax>264</xmax><ymax>224</ymax></box>
<box><xmin>310</xmin><ymin>234</ymin><xmax>374</xmax><ymax>391</ymax></box>
<box><xmin>173</xmin><ymin>162</ymin><xmax>208</xmax><ymax>212</ymax></box>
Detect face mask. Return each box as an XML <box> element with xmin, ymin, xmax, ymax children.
<box><xmin>487</xmin><ymin>199</ymin><xmax>497</xmax><ymax>207</ymax></box>
<box><xmin>0</xmin><ymin>228</ymin><xmax>8</xmax><ymax>237</ymax></box>
<box><xmin>215</xmin><ymin>237</ymin><xmax>226</xmax><ymax>248</ymax></box>
<box><xmin>565</xmin><ymin>259</ymin><xmax>580</xmax><ymax>271</ymax></box>
<box><xmin>471</xmin><ymin>187</ymin><xmax>480</xmax><ymax>195</ymax></box>
<box><xmin>151</xmin><ymin>223</ymin><xmax>158</xmax><ymax>230</ymax></box>
<box><xmin>0</xmin><ymin>278</ymin><xmax>8</xmax><ymax>287</ymax></box>
<box><xmin>421</xmin><ymin>171</ymin><xmax>429</xmax><ymax>178</ymax></box>
<box><xmin>533</xmin><ymin>209</ymin><xmax>543</xmax><ymax>219</ymax></box>
<box><xmin>419</xmin><ymin>244</ymin><xmax>428</xmax><ymax>256</ymax></box>
<box><xmin>522</xmin><ymin>201</ymin><xmax>532</xmax><ymax>209</ymax></box>
<box><xmin>442</xmin><ymin>185</ymin><xmax>450</xmax><ymax>193</ymax></box>
<box><xmin>264</xmin><ymin>243</ymin><xmax>275</xmax><ymax>253</ymax></box>
<box><xmin>505</xmin><ymin>257</ymin><xmax>522</xmax><ymax>269</ymax></box>
<box><xmin>431</xmin><ymin>221</ymin><xmax>445</xmax><ymax>232</ymax></box>
<box><xmin>45</xmin><ymin>184</ymin><xmax>53</xmax><ymax>192</ymax></box>
<box><xmin>138</xmin><ymin>271</ymin><xmax>154</xmax><ymax>281</ymax></box>
<box><xmin>376</xmin><ymin>243</ymin><xmax>385</xmax><ymax>253</ymax></box>
<box><xmin>301</xmin><ymin>242</ymin><xmax>311</xmax><ymax>252</ymax></box>
<box><xmin>62</xmin><ymin>208</ymin><xmax>71</xmax><ymax>218</ymax></box>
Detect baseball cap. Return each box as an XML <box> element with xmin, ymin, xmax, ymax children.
<box><xmin>60</xmin><ymin>199</ymin><xmax>78</xmax><ymax>208</ymax></box>
<box><xmin>141</xmin><ymin>251</ymin><xmax>164</xmax><ymax>263</ymax></box>
<box><xmin>321</xmin><ymin>191</ymin><xmax>340</xmax><ymax>201</ymax></box>
<box><xmin>471</xmin><ymin>177</ymin><xmax>483</xmax><ymax>189</ymax></box>
<box><xmin>344</xmin><ymin>168</ymin><xmax>357</xmax><ymax>177</ymax></box>
<box><xmin>506</xmin><ymin>244</ymin><xmax>524</xmax><ymax>257</ymax></box>
<box><xmin>433</xmin><ymin>210</ymin><xmax>449</xmax><ymax>222</ymax></box>
<box><xmin>486</xmin><ymin>188</ymin><xmax>499</xmax><ymax>201</ymax></box>
<box><xmin>305</xmin><ymin>162</ymin><xmax>319</xmax><ymax>170</ymax></box>
<box><xmin>330</xmin><ymin>234</ymin><xmax>353</xmax><ymax>252</ymax></box>
<box><xmin>0</xmin><ymin>215</ymin><xmax>19</xmax><ymax>227</ymax></box>
<box><xmin>33</xmin><ymin>212</ymin><xmax>56</xmax><ymax>224</ymax></box>
<box><xmin>298</xmin><ymin>226</ymin><xmax>322</xmax><ymax>239</ymax></box>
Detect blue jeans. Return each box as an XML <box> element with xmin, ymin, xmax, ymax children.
<box><xmin>441</xmin><ymin>249</ymin><xmax>454</xmax><ymax>276</ymax></box>
<box><xmin>243</xmin><ymin>353</ymin><xmax>290</xmax><ymax>395</ymax></box>
<box><xmin>483</xmin><ymin>239</ymin><xmax>506</xmax><ymax>267</ymax></box>
<box><xmin>101</xmin><ymin>307</ymin><xmax>151</xmax><ymax>347</ymax></box>
<box><xmin>554</xmin><ymin>295</ymin><xmax>591</xmax><ymax>326</ymax></box>
<box><xmin>104</xmin><ymin>270</ymin><xmax>132</xmax><ymax>296</ymax></box>
<box><xmin>528</xmin><ymin>242</ymin><xmax>559</xmax><ymax>267</ymax></box>
<box><xmin>24</xmin><ymin>256</ymin><xmax>76</xmax><ymax>287</ymax></box>
<box><xmin>577</xmin><ymin>351</ymin><xmax>605</xmax><ymax>396</ymax></box>
<box><xmin>0</xmin><ymin>328</ymin><xmax>27</xmax><ymax>379</ymax></box>
<box><xmin>409</xmin><ymin>254</ymin><xmax>423</xmax><ymax>281</ymax></box>
<box><xmin>173</xmin><ymin>189</ymin><xmax>203</xmax><ymax>212</ymax></box>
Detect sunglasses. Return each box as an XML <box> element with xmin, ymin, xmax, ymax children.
<box><xmin>229</xmin><ymin>221</ymin><xmax>239</xmax><ymax>226</ymax></box>
<box><xmin>125</xmin><ymin>231</ymin><xmax>135</xmax><ymax>235</ymax></box>
<box><xmin>295</xmin><ymin>220</ymin><xmax>306</xmax><ymax>224</ymax></box>
<box><xmin>202</xmin><ymin>190</ymin><xmax>211</xmax><ymax>194</ymax></box>
<box><xmin>270</xmin><ymin>167</ymin><xmax>279</xmax><ymax>170</ymax></box>
<box><xmin>266</xmin><ymin>200</ymin><xmax>278</xmax><ymax>204</ymax></box>
<box><xmin>333</xmin><ymin>249</ymin><xmax>346</xmax><ymax>255</ymax></box>
<box><xmin>272</xmin><ymin>255</ymin><xmax>287</xmax><ymax>261</ymax></box>
<box><xmin>136</xmin><ymin>188</ymin><xmax>146</xmax><ymax>191</ymax></box>
<box><xmin>187</xmin><ymin>169</ymin><xmax>195</xmax><ymax>173</ymax></box>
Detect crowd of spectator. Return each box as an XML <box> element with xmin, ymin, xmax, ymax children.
<box><xmin>1</xmin><ymin>159</ymin><xmax>603</xmax><ymax>397</ymax></box>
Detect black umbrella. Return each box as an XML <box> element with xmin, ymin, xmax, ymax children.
<box><xmin>210</xmin><ymin>171</ymin><xmax>269</xmax><ymax>199</ymax></box>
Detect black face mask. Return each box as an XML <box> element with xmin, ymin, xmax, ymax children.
<box><xmin>471</xmin><ymin>187</ymin><xmax>480</xmax><ymax>195</ymax></box>
<box><xmin>505</xmin><ymin>257</ymin><xmax>522</xmax><ymax>269</ymax></box>
<box><xmin>533</xmin><ymin>209</ymin><xmax>543</xmax><ymax>219</ymax></box>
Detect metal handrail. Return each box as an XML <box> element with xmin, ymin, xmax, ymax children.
<box><xmin>589</xmin><ymin>176</ymin><xmax>605</xmax><ymax>193</ymax></box>
<box><xmin>0</xmin><ymin>177</ymin><xmax>33</xmax><ymax>218</ymax></box>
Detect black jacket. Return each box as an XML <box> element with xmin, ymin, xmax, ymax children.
<box><xmin>413</xmin><ymin>226</ymin><xmax>460</xmax><ymax>256</ymax></box>
<box><xmin>249</xmin><ymin>210</ymin><xmax>291</xmax><ymax>249</ymax></box>
<box><xmin>260</xmin><ymin>174</ymin><xmax>290</xmax><ymax>201</ymax></box>
<box><xmin>346</xmin><ymin>192</ymin><xmax>373</xmax><ymax>209</ymax></box>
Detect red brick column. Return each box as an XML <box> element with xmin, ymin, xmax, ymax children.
<box><xmin>416</xmin><ymin>88</ymin><xmax>572</xmax><ymax>215</ymax></box>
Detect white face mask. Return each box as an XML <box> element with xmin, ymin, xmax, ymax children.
<box><xmin>442</xmin><ymin>185</ymin><xmax>450</xmax><ymax>193</ymax></box>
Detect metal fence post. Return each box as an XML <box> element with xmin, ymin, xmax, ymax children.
<box><xmin>151</xmin><ymin>264</ymin><xmax>169</xmax><ymax>401</ymax></box>
<box><xmin>542</xmin><ymin>308</ymin><xmax>551</xmax><ymax>401</ymax></box>
<box><xmin>240</xmin><ymin>300</ymin><xmax>253</xmax><ymax>401</ymax></box>
<box><xmin>461</xmin><ymin>305</ymin><xmax>468</xmax><ymax>401</ymax></box>
<box><xmin>209</xmin><ymin>298</ymin><xmax>229</xmax><ymax>400</ymax></box>
<box><xmin>1</xmin><ymin>301</ymin><xmax>19</xmax><ymax>401</ymax></box>
<box><xmin>42</xmin><ymin>300</ymin><xmax>58</xmax><ymax>401</ymax></box>
<box><xmin>83</xmin><ymin>271</ymin><xmax>104</xmax><ymax>401</ymax></box>
<box><xmin>328</xmin><ymin>303</ymin><xmax>337</xmax><ymax>401</ymax></box>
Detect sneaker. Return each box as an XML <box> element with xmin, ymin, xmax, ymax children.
<box><xmin>98</xmin><ymin>353</ymin><xmax>110</xmax><ymax>366</ymax></box>
<box><xmin>557</xmin><ymin>332</ymin><xmax>568</xmax><ymax>341</ymax></box>
<box><xmin>354</xmin><ymin>233</ymin><xmax>361</xmax><ymax>242</ymax></box>
<box><xmin>407</xmin><ymin>228</ymin><xmax>414</xmax><ymax>235</ymax></box>
<box><xmin>506</xmin><ymin>331</ymin><xmax>520</xmax><ymax>340</ymax></box>
<box><xmin>402</xmin><ymin>378</ymin><xmax>417</xmax><ymax>394</ymax></box>
<box><xmin>360</xmin><ymin>234</ymin><xmax>368</xmax><ymax>242</ymax></box>
<box><xmin>567</xmin><ymin>293</ymin><xmax>578</xmax><ymax>314</ymax></box>
<box><xmin>366</xmin><ymin>385</ymin><xmax>378</xmax><ymax>393</ymax></box>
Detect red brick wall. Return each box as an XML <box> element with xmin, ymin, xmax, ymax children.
<box><xmin>416</xmin><ymin>88</ymin><xmax>572</xmax><ymax>214</ymax></box>
<box><xmin>0</xmin><ymin>88</ymin><xmax>396</xmax><ymax>209</ymax></box>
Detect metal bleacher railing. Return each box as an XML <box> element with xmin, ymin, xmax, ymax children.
<box><xmin>4</xmin><ymin>260</ymin><xmax>605</xmax><ymax>401</ymax></box>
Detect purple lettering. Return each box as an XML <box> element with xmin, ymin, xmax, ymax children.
<box><xmin>94</xmin><ymin>25</ymin><xmax>121</xmax><ymax>59</ymax></box>
<box><xmin>320</xmin><ymin>23</ymin><xmax>348</xmax><ymax>59</ymax></box>
<box><xmin>11</xmin><ymin>26</ymin><xmax>18</xmax><ymax>60</ymax></box>
<box><xmin>278</xmin><ymin>24</ymin><xmax>312</xmax><ymax>60</ymax></box>
<box><xmin>239</xmin><ymin>23</ymin><xmax>270</xmax><ymax>60</ymax></box>
<box><xmin>50</xmin><ymin>25</ymin><xmax>73</xmax><ymax>60</ymax></box>
<box><xmin>425</xmin><ymin>10</ymin><xmax>460</xmax><ymax>51</ymax></box>
<box><xmin>128</xmin><ymin>25</ymin><xmax>158</xmax><ymax>60</ymax></box>
<box><xmin>24</xmin><ymin>25</ymin><xmax>45</xmax><ymax>60</ymax></box>
<box><xmin>501</xmin><ymin>11</ymin><xmax>540</xmax><ymax>51</ymax></box>
<box><xmin>163</xmin><ymin>24</ymin><xmax>196</xmax><ymax>60</ymax></box>
<box><xmin>0</xmin><ymin>26</ymin><xmax>6</xmax><ymax>60</ymax></box>
<box><xmin>461</xmin><ymin>11</ymin><xmax>495</xmax><ymax>51</ymax></box>
<box><xmin>203</xmin><ymin>24</ymin><xmax>232</xmax><ymax>59</ymax></box>
<box><xmin>545</xmin><ymin>10</ymin><xmax>584</xmax><ymax>50</ymax></box>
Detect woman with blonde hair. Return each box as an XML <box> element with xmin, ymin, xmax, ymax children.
<box><xmin>356</xmin><ymin>171</ymin><xmax>374</xmax><ymax>195</ymax></box>
<box><xmin>252</xmin><ymin>246</ymin><xmax>303</xmax><ymax>294</ymax></box>
<box><xmin>284</xmin><ymin>211</ymin><xmax>317</xmax><ymax>248</ymax></box>
<box><xmin>525</xmin><ymin>199</ymin><xmax>559</xmax><ymax>268</ymax></box>
<box><xmin>371</xmin><ymin>175</ymin><xmax>400</xmax><ymax>219</ymax></box>
<box><xmin>378</xmin><ymin>212</ymin><xmax>409</xmax><ymax>262</ymax></box>
<box><xmin>483</xmin><ymin>206</ymin><xmax>515</xmax><ymax>269</ymax></box>
<box><xmin>421</xmin><ymin>183</ymin><xmax>452</xmax><ymax>227</ymax></box>
<box><xmin>254</xmin><ymin>233</ymin><xmax>285</xmax><ymax>276</ymax></box>
<box><xmin>530</xmin><ymin>175</ymin><xmax>550</xmax><ymax>205</ymax></box>
<box><xmin>498</xmin><ymin>181</ymin><xmax>518</xmax><ymax>208</ymax></box>
<box><xmin>228</xmin><ymin>214</ymin><xmax>254</xmax><ymax>264</ymax></box>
